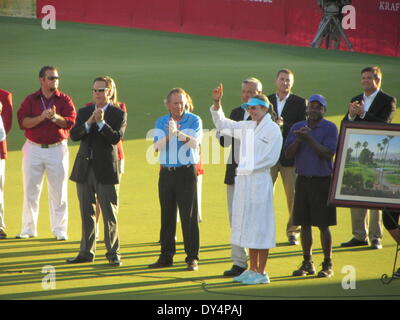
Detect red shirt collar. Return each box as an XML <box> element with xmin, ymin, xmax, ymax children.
<box><xmin>34</xmin><ymin>88</ymin><xmax>61</xmax><ymax>99</ymax></box>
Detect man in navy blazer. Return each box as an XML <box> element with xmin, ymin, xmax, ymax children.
<box><xmin>341</xmin><ymin>66</ymin><xmax>396</xmax><ymax>250</ymax></box>
<box><xmin>67</xmin><ymin>76</ymin><xmax>127</xmax><ymax>266</ymax></box>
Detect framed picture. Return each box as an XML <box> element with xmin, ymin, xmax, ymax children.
<box><xmin>329</xmin><ymin>121</ymin><xmax>400</xmax><ymax>210</ymax></box>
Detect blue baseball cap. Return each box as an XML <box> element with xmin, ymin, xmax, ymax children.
<box><xmin>241</xmin><ymin>97</ymin><xmax>270</xmax><ymax>109</ymax></box>
<box><xmin>308</xmin><ymin>94</ymin><xmax>327</xmax><ymax>108</ymax></box>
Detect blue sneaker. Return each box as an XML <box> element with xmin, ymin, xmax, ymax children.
<box><xmin>242</xmin><ymin>272</ymin><xmax>270</xmax><ymax>285</ymax></box>
<box><xmin>233</xmin><ymin>270</ymin><xmax>255</xmax><ymax>282</ymax></box>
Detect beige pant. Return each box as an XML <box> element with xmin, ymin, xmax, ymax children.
<box><xmin>271</xmin><ymin>162</ymin><xmax>300</xmax><ymax>237</ymax></box>
<box><xmin>351</xmin><ymin>208</ymin><xmax>382</xmax><ymax>242</ymax></box>
<box><xmin>227</xmin><ymin>184</ymin><xmax>247</xmax><ymax>269</ymax></box>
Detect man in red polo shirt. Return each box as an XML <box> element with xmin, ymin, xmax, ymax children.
<box><xmin>0</xmin><ymin>89</ymin><xmax>13</xmax><ymax>239</ymax></box>
<box><xmin>16</xmin><ymin>66</ymin><xmax>76</xmax><ymax>240</ymax></box>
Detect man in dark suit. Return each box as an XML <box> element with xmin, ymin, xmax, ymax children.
<box><xmin>219</xmin><ymin>77</ymin><xmax>262</xmax><ymax>277</ymax></box>
<box><xmin>341</xmin><ymin>66</ymin><xmax>396</xmax><ymax>250</ymax></box>
<box><xmin>268</xmin><ymin>69</ymin><xmax>306</xmax><ymax>245</ymax></box>
<box><xmin>67</xmin><ymin>76</ymin><xmax>127</xmax><ymax>266</ymax></box>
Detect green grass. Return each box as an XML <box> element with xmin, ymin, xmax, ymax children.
<box><xmin>0</xmin><ymin>17</ymin><xmax>399</xmax><ymax>300</ymax></box>
<box><xmin>344</xmin><ymin>164</ymin><xmax>377</xmax><ymax>181</ymax></box>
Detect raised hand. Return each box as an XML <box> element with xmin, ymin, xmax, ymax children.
<box><xmin>212</xmin><ymin>83</ymin><xmax>223</xmax><ymax>110</ymax></box>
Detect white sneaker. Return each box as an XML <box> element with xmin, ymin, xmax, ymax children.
<box><xmin>16</xmin><ymin>233</ymin><xmax>35</xmax><ymax>239</ymax></box>
<box><xmin>233</xmin><ymin>270</ymin><xmax>256</xmax><ymax>282</ymax></box>
<box><xmin>242</xmin><ymin>272</ymin><xmax>270</xmax><ymax>285</ymax></box>
<box><xmin>56</xmin><ymin>235</ymin><xmax>68</xmax><ymax>241</ymax></box>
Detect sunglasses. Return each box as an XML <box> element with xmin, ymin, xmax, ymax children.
<box><xmin>47</xmin><ymin>76</ymin><xmax>60</xmax><ymax>81</ymax></box>
<box><xmin>92</xmin><ymin>88</ymin><xmax>108</xmax><ymax>93</ymax></box>
<box><xmin>246</xmin><ymin>106</ymin><xmax>259</xmax><ymax>111</ymax></box>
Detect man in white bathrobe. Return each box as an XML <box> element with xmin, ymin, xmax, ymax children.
<box><xmin>211</xmin><ymin>84</ymin><xmax>282</xmax><ymax>285</ymax></box>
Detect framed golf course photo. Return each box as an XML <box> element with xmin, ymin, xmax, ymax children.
<box><xmin>329</xmin><ymin>122</ymin><xmax>400</xmax><ymax>210</ymax></box>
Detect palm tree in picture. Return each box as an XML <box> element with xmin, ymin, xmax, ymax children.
<box><xmin>380</xmin><ymin>136</ymin><xmax>394</xmax><ymax>186</ymax></box>
<box><xmin>376</xmin><ymin>142</ymin><xmax>384</xmax><ymax>188</ymax></box>
<box><xmin>377</xmin><ymin>143</ymin><xmax>382</xmax><ymax>162</ymax></box>
<box><xmin>354</xmin><ymin>141</ymin><xmax>362</xmax><ymax>176</ymax></box>
<box><xmin>355</xmin><ymin>141</ymin><xmax>361</xmax><ymax>162</ymax></box>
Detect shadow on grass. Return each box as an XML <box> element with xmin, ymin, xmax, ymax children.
<box><xmin>2</xmin><ymin>239</ymin><xmax>399</xmax><ymax>300</ymax></box>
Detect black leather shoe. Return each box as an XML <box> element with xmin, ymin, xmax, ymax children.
<box><xmin>66</xmin><ymin>255</ymin><xmax>94</xmax><ymax>263</ymax></box>
<box><xmin>340</xmin><ymin>238</ymin><xmax>368</xmax><ymax>247</ymax></box>
<box><xmin>148</xmin><ymin>260</ymin><xmax>173</xmax><ymax>269</ymax></box>
<box><xmin>109</xmin><ymin>257</ymin><xmax>122</xmax><ymax>266</ymax></box>
<box><xmin>187</xmin><ymin>260</ymin><xmax>199</xmax><ymax>271</ymax></box>
<box><xmin>223</xmin><ymin>265</ymin><xmax>246</xmax><ymax>277</ymax></box>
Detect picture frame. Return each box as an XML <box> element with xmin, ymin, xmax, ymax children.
<box><xmin>328</xmin><ymin>121</ymin><xmax>400</xmax><ymax>210</ymax></box>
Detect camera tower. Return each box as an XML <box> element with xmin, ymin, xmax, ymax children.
<box><xmin>310</xmin><ymin>0</ymin><xmax>353</xmax><ymax>51</ymax></box>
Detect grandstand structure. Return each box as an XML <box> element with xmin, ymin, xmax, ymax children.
<box><xmin>0</xmin><ymin>0</ymin><xmax>35</xmax><ymax>18</ymax></box>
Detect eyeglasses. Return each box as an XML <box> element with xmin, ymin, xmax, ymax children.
<box><xmin>92</xmin><ymin>88</ymin><xmax>108</xmax><ymax>93</ymax></box>
<box><xmin>47</xmin><ymin>76</ymin><xmax>60</xmax><ymax>81</ymax></box>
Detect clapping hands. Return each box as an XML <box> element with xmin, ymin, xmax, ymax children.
<box><xmin>87</xmin><ymin>108</ymin><xmax>104</xmax><ymax>125</ymax></box>
<box><xmin>294</xmin><ymin>126</ymin><xmax>312</xmax><ymax>141</ymax></box>
<box><xmin>349</xmin><ymin>100</ymin><xmax>364</xmax><ymax>118</ymax></box>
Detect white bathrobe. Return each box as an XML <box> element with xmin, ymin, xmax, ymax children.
<box><xmin>211</xmin><ymin>106</ymin><xmax>282</xmax><ymax>249</ymax></box>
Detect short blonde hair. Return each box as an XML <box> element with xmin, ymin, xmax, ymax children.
<box><xmin>242</xmin><ymin>77</ymin><xmax>262</xmax><ymax>92</ymax></box>
<box><xmin>164</xmin><ymin>87</ymin><xmax>195</xmax><ymax>112</ymax></box>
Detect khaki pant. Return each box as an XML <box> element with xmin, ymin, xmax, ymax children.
<box><xmin>350</xmin><ymin>208</ymin><xmax>382</xmax><ymax>242</ymax></box>
<box><xmin>271</xmin><ymin>162</ymin><xmax>300</xmax><ymax>237</ymax></box>
<box><xmin>227</xmin><ymin>184</ymin><xmax>247</xmax><ymax>269</ymax></box>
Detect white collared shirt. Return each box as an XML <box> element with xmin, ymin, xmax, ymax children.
<box><xmin>276</xmin><ymin>93</ymin><xmax>290</xmax><ymax>117</ymax></box>
<box><xmin>362</xmin><ymin>89</ymin><xmax>380</xmax><ymax>114</ymax></box>
<box><xmin>243</xmin><ymin>109</ymin><xmax>250</xmax><ymax>120</ymax></box>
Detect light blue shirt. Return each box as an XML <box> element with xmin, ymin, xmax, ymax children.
<box><xmin>154</xmin><ymin>112</ymin><xmax>202</xmax><ymax>167</ymax></box>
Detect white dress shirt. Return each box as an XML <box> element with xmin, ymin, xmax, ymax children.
<box><xmin>276</xmin><ymin>93</ymin><xmax>290</xmax><ymax>118</ymax></box>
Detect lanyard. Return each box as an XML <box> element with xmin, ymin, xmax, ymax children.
<box><xmin>40</xmin><ymin>96</ymin><xmax>54</xmax><ymax>111</ymax></box>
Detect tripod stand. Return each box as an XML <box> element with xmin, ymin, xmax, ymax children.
<box><xmin>381</xmin><ymin>210</ymin><xmax>400</xmax><ymax>284</ymax></box>
<box><xmin>310</xmin><ymin>3</ymin><xmax>353</xmax><ymax>51</ymax></box>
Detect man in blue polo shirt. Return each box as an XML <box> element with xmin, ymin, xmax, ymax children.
<box><xmin>149</xmin><ymin>88</ymin><xmax>203</xmax><ymax>271</ymax></box>
<box><xmin>285</xmin><ymin>94</ymin><xmax>338</xmax><ymax>278</ymax></box>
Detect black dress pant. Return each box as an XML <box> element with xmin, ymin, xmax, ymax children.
<box><xmin>158</xmin><ymin>165</ymin><xmax>199</xmax><ymax>263</ymax></box>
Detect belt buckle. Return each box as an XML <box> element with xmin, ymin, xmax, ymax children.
<box><xmin>41</xmin><ymin>144</ymin><xmax>49</xmax><ymax>148</ymax></box>
<box><xmin>167</xmin><ymin>167</ymin><xmax>175</xmax><ymax>172</ymax></box>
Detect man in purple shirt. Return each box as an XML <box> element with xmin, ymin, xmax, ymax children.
<box><xmin>285</xmin><ymin>94</ymin><xmax>338</xmax><ymax>278</ymax></box>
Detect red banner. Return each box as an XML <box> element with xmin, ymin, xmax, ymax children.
<box><xmin>37</xmin><ymin>0</ymin><xmax>400</xmax><ymax>57</ymax></box>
